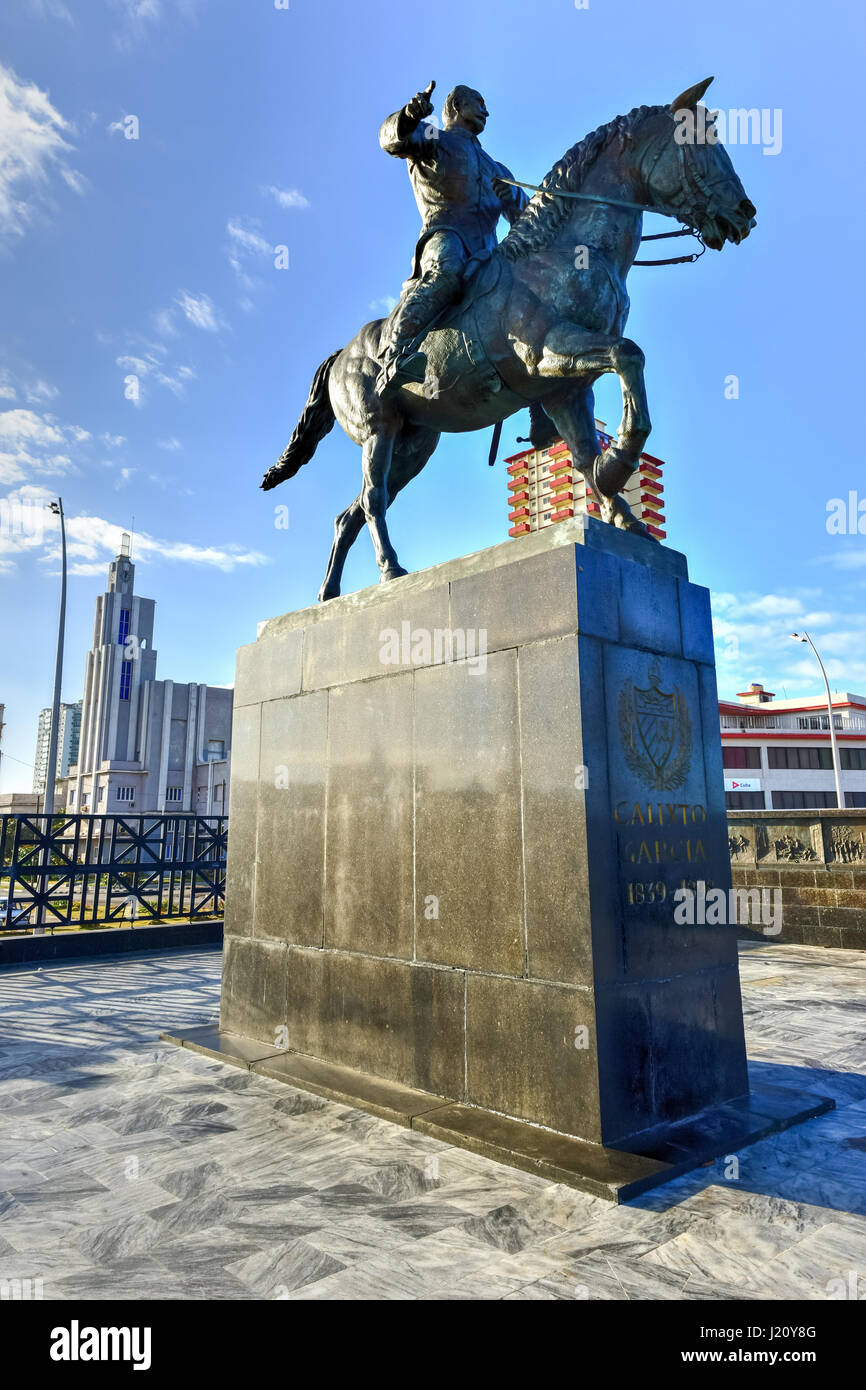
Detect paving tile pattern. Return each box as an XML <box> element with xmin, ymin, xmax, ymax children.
<box><xmin>0</xmin><ymin>941</ymin><xmax>864</xmax><ymax>1300</ymax></box>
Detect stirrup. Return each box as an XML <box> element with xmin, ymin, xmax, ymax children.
<box><xmin>376</xmin><ymin>350</ymin><xmax>428</xmax><ymax>398</ymax></box>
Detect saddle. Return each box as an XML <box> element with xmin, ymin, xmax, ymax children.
<box><xmin>377</xmin><ymin>250</ymin><xmax>510</xmax><ymax>361</ymax></box>
<box><xmin>439</xmin><ymin>249</ymin><xmax>508</xmax><ymax>329</ymax></box>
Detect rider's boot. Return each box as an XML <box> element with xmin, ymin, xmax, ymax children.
<box><xmin>376</xmin><ymin>341</ymin><xmax>428</xmax><ymax>399</ymax></box>
<box><xmin>375</xmin><ymin>266</ymin><xmax>461</xmax><ymax>399</ymax></box>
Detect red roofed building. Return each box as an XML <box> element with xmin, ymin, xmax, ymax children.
<box><xmin>719</xmin><ymin>683</ymin><xmax>866</xmax><ymax>810</ymax></box>
<box><xmin>505</xmin><ymin>421</ymin><xmax>667</xmax><ymax>541</ymax></box>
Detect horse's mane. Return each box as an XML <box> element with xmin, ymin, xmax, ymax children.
<box><xmin>499</xmin><ymin>104</ymin><xmax>669</xmax><ymax>261</ymax></box>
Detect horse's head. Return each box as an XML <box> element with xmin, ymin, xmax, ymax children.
<box><xmin>639</xmin><ymin>78</ymin><xmax>756</xmax><ymax>251</ymax></box>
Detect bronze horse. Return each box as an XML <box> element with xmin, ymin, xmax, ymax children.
<box><xmin>262</xmin><ymin>78</ymin><xmax>755</xmax><ymax>601</ymax></box>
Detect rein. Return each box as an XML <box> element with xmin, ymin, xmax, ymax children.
<box><xmin>634</xmin><ymin>228</ymin><xmax>706</xmax><ymax>267</ymax></box>
<box><xmin>498</xmin><ymin>176</ymin><xmax>706</xmax><ymax>268</ymax></box>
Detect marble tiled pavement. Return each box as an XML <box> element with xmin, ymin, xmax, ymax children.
<box><xmin>0</xmin><ymin>940</ymin><xmax>864</xmax><ymax>1300</ymax></box>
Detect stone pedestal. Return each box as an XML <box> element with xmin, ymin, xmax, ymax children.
<box><xmin>168</xmin><ymin>519</ymin><xmax>831</xmax><ymax>1200</ymax></box>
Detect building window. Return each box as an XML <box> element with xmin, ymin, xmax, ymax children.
<box><xmin>841</xmin><ymin>748</ymin><xmax>866</xmax><ymax>771</ymax></box>
<box><xmin>771</xmin><ymin>790</ymin><xmax>838</xmax><ymax>809</ymax></box>
<box><xmin>119</xmin><ymin>660</ymin><xmax>132</xmax><ymax>700</ymax></box>
<box><xmin>767</xmin><ymin>747</ymin><xmax>833</xmax><ymax>771</ymax></box>
<box><xmin>845</xmin><ymin>792</ymin><xmax>866</xmax><ymax>807</ymax></box>
<box><xmin>98</xmin><ymin>786</ymin><xmax>105</xmax><ymax>801</ymax></box>
<box><xmin>797</xmin><ymin>715</ymin><xmax>843</xmax><ymax>731</ymax></box>
<box><xmin>722</xmin><ymin>746</ymin><xmax>762</xmax><ymax>770</ymax></box>
<box><xmin>205</xmin><ymin>739</ymin><xmax>225</xmax><ymax>762</ymax></box>
<box><xmin>116</xmin><ymin>786</ymin><xmax>134</xmax><ymax>803</ymax></box>
<box><xmin>725</xmin><ymin>791</ymin><xmax>765</xmax><ymax>809</ymax></box>
<box><xmin>118</xmin><ymin>608</ymin><xmax>130</xmax><ymax>647</ymax></box>
<box><xmin>166</xmin><ymin>787</ymin><xmax>182</xmax><ymax>802</ymax></box>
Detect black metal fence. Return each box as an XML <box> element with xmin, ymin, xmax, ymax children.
<box><xmin>0</xmin><ymin>814</ymin><xmax>227</xmax><ymax>934</ymax></box>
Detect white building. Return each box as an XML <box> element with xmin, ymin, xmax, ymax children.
<box><xmin>68</xmin><ymin>536</ymin><xmax>232</xmax><ymax>816</ymax></box>
<box><xmin>33</xmin><ymin>700</ymin><xmax>82</xmax><ymax>796</ymax></box>
<box><xmin>720</xmin><ymin>682</ymin><xmax>866</xmax><ymax>810</ymax></box>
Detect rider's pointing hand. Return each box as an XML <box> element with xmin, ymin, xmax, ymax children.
<box><xmin>406</xmin><ymin>81</ymin><xmax>435</xmax><ymax>123</ymax></box>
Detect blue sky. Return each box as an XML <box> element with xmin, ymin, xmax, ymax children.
<box><xmin>0</xmin><ymin>0</ymin><xmax>864</xmax><ymax>790</ymax></box>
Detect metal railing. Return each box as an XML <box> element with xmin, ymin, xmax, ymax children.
<box><xmin>0</xmin><ymin>813</ymin><xmax>227</xmax><ymax>934</ymax></box>
<box><xmin>721</xmin><ymin>713</ymin><xmax>866</xmax><ymax>733</ymax></box>
<box><xmin>720</xmin><ymin>715</ymin><xmax>782</xmax><ymax>730</ymax></box>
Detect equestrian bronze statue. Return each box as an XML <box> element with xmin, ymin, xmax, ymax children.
<box><xmin>262</xmin><ymin>77</ymin><xmax>756</xmax><ymax>602</ymax></box>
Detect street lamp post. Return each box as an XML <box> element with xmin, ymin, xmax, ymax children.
<box><xmin>35</xmin><ymin>498</ymin><xmax>67</xmax><ymax>935</ymax></box>
<box><xmin>790</xmin><ymin>631</ymin><xmax>844</xmax><ymax>811</ymax></box>
<box><xmin>43</xmin><ymin>498</ymin><xmax>67</xmax><ymax>816</ymax></box>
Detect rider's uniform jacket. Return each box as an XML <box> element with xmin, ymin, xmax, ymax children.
<box><xmin>379</xmin><ymin>108</ymin><xmax>528</xmax><ymax>276</ymax></box>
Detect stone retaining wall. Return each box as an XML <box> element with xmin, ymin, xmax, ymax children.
<box><xmin>727</xmin><ymin>810</ymin><xmax>866</xmax><ymax>950</ymax></box>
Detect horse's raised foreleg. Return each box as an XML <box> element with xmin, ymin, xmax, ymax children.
<box><xmin>545</xmin><ymin>383</ymin><xmax>651</xmax><ymax>539</ymax></box>
<box><xmin>532</xmin><ymin>324</ymin><xmax>651</xmax><ymax>505</ymax></box>
<box><xmin>361</xmin><ymin>426</ymin><xmax>406</xmax><ymax>582</ymax></box>
<box><xmin>318</xmin><ymin>496</ymin><xmax>365</xmax><ymax>602</ymax></box>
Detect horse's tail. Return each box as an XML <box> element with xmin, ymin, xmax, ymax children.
<box><xmin>261</xmin><ymin>349</ymin><xmax>342</xmax><ymax>490</ymax></box>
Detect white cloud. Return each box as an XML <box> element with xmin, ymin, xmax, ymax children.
<box><xmin>107</xmin><ymin>0</ymin><xmax>203</xmax><ymax>46</ymax></box>
<box><xmin>115</xmin><ymin>351</ymin><xmax>196</xmax><ymax>403</ymax></box>
<box><xmin>62</xmin><ymin>561</ymin><xmax>110</xmax><ymax>576</ymax></box>
<box><xmin>826</xmin><ymin>552</ymin><xmax>866</xmax><ymax>571</ymax></box>
<box><xmin>264</xmin><ymin>185</ymin><xmax>310</xmax><ymax>210</ymax></box>
<box><xmin>101</xmin><ymin>432</ymin><xmax>126</xmax><ymax>447</ymax></box>
<box><xmin>712</xmin><ymin>586</ymin><xmax>866</xmax><ymax>700</ymax></box>
<box><xmin>714</xmin><ymin>592</ymin><xmax>809</xmax><ymax>620</ymax></box>
<box><xmin>175</xmin><ymin>289</ymin><xmax>220</xmax><ymax>332</ymax></box>
<box><xmin>0</xmin><ymin>483</ymin><xmax>270</xmax><ymax>576</ymax></box>
<box><xmin>157</xmin><ymin>436</ymin><xmax>182</xmax><ymax>451</ymax></box>
<box><xmin>0</xmin><ymin>409</ymin><xmax>64</xmax><ymax>449</ymax></box>
<box><xmin>0</xmin><ymin>63</ymin><xmax>80</xmax><ymax>241</ymax></box>
<box><xmin>27</xmin><ymin>0</ymin><xmax>74</xmax><ymax>19</ymax></box>
<box><xmin>0</xmin><ymin>369</ymin><xmax>61</xmax><ymax>404</ymax></box>
<box><xmin>60</xmin><ymin>167</ymin><xmax>87</xmax><ymax>195</ymax></box>
<box><xmin>153</xmin><ymin>306</ymin><xmax>177</xmax><ymax>337</ymax></box>
<box><xmin>227</xmin><ymin>220</ymin><xmax>270</xmax><ymax>256</ymax></box>
<box><xmin>108</xmin><ymin>0</ymin><xmax>162</xmax><ymax>47</ymax></box>
<box><xmin>370</xmin><ymin>295</ymin><xmax>398</xmax><ymax>315</ymax></box>
<box><xmin>0</xmin><ymin>407</ymin><xmax>92</xmax><ymax>484</ymax></box>
<box><xmin>0</xmin><ymin>450</ymin><xmax>71</xmax><ymax>486</ymax></box>
<box><xmin>24</xmin><ymin>378</ymin><xmax>59</xmax><ymax>403</ymax></box>
<box><xmin>226</xmin><ymin>218</ymin><xmax>273</xmax><ymax>296</ymax></box>
<box><xmin>0</xmin><ymin>483</ymin><xmax>54</xmax><ymax>572</ymax></box>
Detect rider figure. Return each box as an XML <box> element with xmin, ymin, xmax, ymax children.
<box><xmin>376</xmin><ymin>81</ymin><xmax>528</xmax><ymax>399</ymax></box>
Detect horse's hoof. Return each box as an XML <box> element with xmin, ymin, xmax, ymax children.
<box><xmin>318</xmin><ymin>584</ymin><xmax>340</xmax><ymax>602</ymax></box>
<box><xmin>616</xmin><ymin>513</ymin><xmax>655</xmax><ymax>541</ymax></box>
<box><xmin>380</xmin><ymin>564</ymin><xmax>408</xmax><ymax>583</ymax></box>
